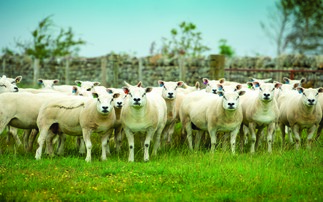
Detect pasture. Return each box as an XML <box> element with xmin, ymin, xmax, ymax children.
<box><xmin>0</xmin><ymin>126</ymin><xmax>322</xmax><ymax>201</ymax></box>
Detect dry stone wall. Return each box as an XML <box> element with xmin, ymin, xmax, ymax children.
<box><xmin>1</xmin><ymin>54</ymin><xmax>323</xmax><ymax>88</ymax></box>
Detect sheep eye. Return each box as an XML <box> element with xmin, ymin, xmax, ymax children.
<box><xmin>163</xmin><ymin>86</ymin><xmax>167</xmax><ymax>90</ymax></box>
<box><xmin>259</xmin><ymin>87</ymin><xmax>263</xmax><ymax>91</ymax></box>
<box><xmin>0</xmin><ymin>84</ymin><xmax>6</xmax><ymax>88</ymax></box>
<box><xmin>86</xmin><ymin>88</ymin><xmax>91</xmax><ymax>91</ymax></box>
<box><xmin>223</xmin><ymin>96</ymin><xmax>227</xmax><ymax>100</ymax></box>
<box><xmin>142</xmin><ymin>92</ymin><xmax>146</xmax><ymax>97</ymax></box>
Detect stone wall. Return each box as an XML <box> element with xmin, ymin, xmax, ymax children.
<box><xmin>1</xmin><ymin>54</ymin><xmax>323</xmax><ymax>88</ymax></box>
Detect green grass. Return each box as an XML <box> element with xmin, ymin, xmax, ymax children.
<box><xmin>0</xmin><ymin>127</ymin><xmax>323</xmax><ymax>201</ymax></box>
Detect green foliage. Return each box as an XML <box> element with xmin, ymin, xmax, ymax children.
<box><xmin>159</xmin><ymin>21</ymin><xmax>210</xmax><ymax>58</ymax></box>
<box><xmin>218</xmin><ymin>39</ymin><xmax>235</xmax><ymax>57</ymax></box>
<box><xmin>261</xmin><ymin>0</ymin><xmax>323</xmax><ymax>55</ymax></box>
<box><xmin>15</xmin><ymin>15</ymin><xmax>85</xmax><ymax>60</ymax></box>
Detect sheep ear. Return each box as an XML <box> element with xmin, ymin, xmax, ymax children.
<box><xmin>219</xmin><ymin>78</ymin><xmax>225</xmax><ymax>84</ymax></box>
<box><xmin>239</xmin><ymin>90</ymin><xmax>246</xmax><ymax>96</ymax></box>
<box><xmin>92</xmin><ymin>93</ymin><xmax>99</xmax><ymax>98</ymax></box>
<box><xmin>283</xmin><ymin>77</ymin><xmax>290</xmax><ymax>84</ymax></box>
<box><xmin>106</xmin><ymin>88</ymin><xmax>113</xmax><ymax>94</ymax></box>
<box><xmin>124</xmin><ymin>81</ymin><xmax>131</xmax><ymax>87</ymax></box>
<box><xmin>53</xmin><ymin>79</ymin><xmax>59</xmax><ymax>85</ymax></box>
<box><xmin>93</xmin><ymin>82</ymin><xmax>100</xmax><ymax>86</ymax></box>
<box><xmin>247</xmin><ymin>82</ymin><xmax>253</xmax><ymax>89</ymax></box>
<box><xmin>274</xmin><ymin>82</ymin><xmax>282</xmax><ymax>89</ymax></box>
<box><xmin>297</xmin><ymin>87</ymin><xmax>304</xmax><ymax>94</ymax></box>
<box><xmin>217</xmin><ymin>84</ymin><xmax>223</xmax><ymax>91</ymax></box>
<box><xmin>158</xmin><ymin>80</ymin><xmax>164</xmax><ymax>87</ymax></box>
<box><xmin>146</xmin><ymin>87</ymin><xmax>153</xmax><ymax>93</ymax></box>
<box><xmin>123</xmin><ymin>87</ymin><xmax>130</xmax><ymax>94</ymax></box>
<box><xmin>195</xmin><ymin>81</ymin><xmax>200</xmax><ymax>89</ymax></box>
<box><xmin>38</xmin><ymin>79</ymin><xmax>44</xmax><ymax>84</ymax></box>
<box><xmin>137</xmin><ymin>81</ymin><xmax>142</xmax><ymax>87</ymax></box>
<box><xmin>300</xmin><ymin>77</ymin><xmax>306</xmax><ymax>84</ymax></box>
<box><xmin>253</xmin><ymin>81</ymin><xmax>260</xmax><ymax>88</ymax></box>
<box><xmin>72</xmin><ymin>86</ymin><xmax>78</xmax><ymax>94</ymax></box>
<box><xmin>177</xmin><ymin>81</ymin><xmax>184</xmax><ymax>87</ymax></box>
<box><xmin>217</xmin><ymin>91</ymin><xmax>224</xmax><ymax>97</ymax></box>
<box><xmin>318</xmin><ymin>87</ymin><xmax>323</xmax><ymax>93</ymax></box>
<box><xmin>113</xmin><ymin>93</ymin><xmax>120</xmax><ymax>98</ymax></box>
<box><xmin>249</xmin><ymin>77</ymin><xmax>255</xmax><ymax>82</ymax></box>
<box><xmin>264</xmin><ymin>78</ymin><xmax>272</xmax><ymax>83</ymax></box>
<box><xmin>202</xmin><ymin>78</ymin><xmax>209</xmax><ymax>85</ymax></box>
<box><xmin>15</xmin><ymin>76</ymin><xmax>22</xmax><ymax>83</ymax></box>
<box><xmin>292</xmin><ymin>83</ymin><xmax>299</xmax><ymax>89</ymax></box>
<box><xmin>75</xmin><ymin>80</ymin><xmax>82</xmax><ymax>87</ymax></box>
<box><xmin>235</xmin><ymin>84</ymin><xmax>242</xmax><ymax>91</ymax></box>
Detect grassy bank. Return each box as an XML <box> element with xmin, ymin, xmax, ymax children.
<box><xmin>0</xmin><ymin>130</ymin><xmax>322</xmax><ymax>201</ymax></box>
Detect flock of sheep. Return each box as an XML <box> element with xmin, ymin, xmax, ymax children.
<box><xmin>0</xmin><ymin>74</ymin><xmax>322</xmax><ymax>162</ymax></box>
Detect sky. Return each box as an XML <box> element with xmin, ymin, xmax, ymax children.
<box><xmin>0</xmin><ymin>0</ymin><xmax>278</xmax><ymax>58</ymax></box>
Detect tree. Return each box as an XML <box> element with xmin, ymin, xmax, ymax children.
<box><xmin>158</xmin><ymin>21</ymin><xmax>210</xmax><ymax>58</ymax></box>
<box><xmin>261</xmin><ymin>0</ymin><xmax>323</xmax><ymax>55</ymax></box>
<box><xmin>14</xmin><ymin>15</ymin><xmax>86</xmax><ymax>60</ymax></box>
<box><xmin>218</xmin><ymin>39</ymin><xmax>235</xmax><ymax>57</ymax></box>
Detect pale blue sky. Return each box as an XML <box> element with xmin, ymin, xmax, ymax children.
<box><xmin>0</xmin><ymin>0</ymin><xmax>277</xmax><ymax>57</ymax></box>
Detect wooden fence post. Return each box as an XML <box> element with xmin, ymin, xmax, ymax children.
<box><xmin>138</xmin><ymin>58</ymin><xmax>143</xmax><ymax>82</ymax></box>
<box><xmin>101</xmin><ymin>57</ymin><xmax>107</xmax><ymax>87</ymax></box>
<box><xmin>2</xmin><ymin>58</ymin><xmax>6</xmax><ymax>76</ymax></box>
<box><xmin>209</xmin><ymin>54</ymin><xmax>225</xmax><ymax>79</ymax></box>
<box><xmin>33</xmin><ymin>58</ymin><xmax>40</xmax><ymax>86</ymax></box>
<box><xmin>179</xmin><ymin>56</ymin><xmax>186</xmax><ymax>81</ymax></box>
<box><xmin>112</xmin><ymin>55</ymin><xmax>119</xmax><ymax>87</ymax></box>
<box><xmin>65</xmin><ymin>58</ymin><xmax>70</xmax><ymax>85</ymax></box>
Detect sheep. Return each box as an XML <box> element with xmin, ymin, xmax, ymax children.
<box><xmin>180</xmin><ymin>89</ymin><xmax>246</xmax><ymax>153</ymax></box>
<box><xmin>38</xmin><ymin>79</ymin><xmax>74</xmax><ymax>93</ymax></box>
<box><xmin>202</xmin><ymin>78</ymin><xmax>225</xmax><ymax>94</ymax></box>
<box><xmin>315</xmin><ymin>93</ymin><xmax>323</xmax><ymax>141</ymax></box>
<box><xmin>121</xmin><ymin>81</ymin><xmax>167</xmax><ymax>162</ymax></box>
<box><xmin>0</xmin><ymin>75</ymin><xmax>20</xmax><ymax>93</ymax></box>
<box><xmin>35</xmin><ymin>90</ymin><xmax>120</xmax><ymax>162</ymax></box>
<box><xmin>278</xmin><ymin>87</ymin><xmax>323</xmax><ymax>149</ymax></box>
<box><xmin>157</xmin><ymin>80</ymin><xmax>184</xmax><ymax>144</ymax></box>
<box><xmin>240</xmin><ymin>82</ymin><xmax>282</xmax><ymax>153</ymax></box>
<box><xmin>75</xmin><ymin>80</ymin><xmax>100</xmax><ymax>96</ymax></box>
<box><xmin>249</xmin><ymin>77</ymin><xmax>272</xmax><ymax>83</ymax></box>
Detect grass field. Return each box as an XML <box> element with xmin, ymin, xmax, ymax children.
<box><xmin>0</xmin><ymin>127</ymin><xmax>322</xmax><ymax>201</ymax></box>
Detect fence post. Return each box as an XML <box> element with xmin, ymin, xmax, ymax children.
<box><xmin>138</xmin><ymin>58</ymin><xmax>143</xmax><ymax>82</ymax></box>
<box><xmin>65</xmin><ymin>58</ymin><xmax>70</xmax><ymax>85</ymax></box>
<box><xmin>179</xmin><ymin>56</ymin><xmax>186</xmax><ymax>81</ymax></box>
<box><xmin>209</xmin><ymin>54</ymin><xmax>225</xmax><ymax>79</ymax></box>
<box><xmin>2</xmin><ymin>58</ymin><xmax>5</xmax><ymax>76</ymax></box>
<box><xmin>113</xmin><ymin>55</ymin><xmax>119</xmax><ymax>87</ymax></box>
<box><xmin>33</xmin><ymin>58</ymin><xmax>40</xmax><ymax>86</ymax></box>
<box><xmin>101</xmin><ymin>57</ymin><xmax>107</xmax><ymax>87</ymax></box>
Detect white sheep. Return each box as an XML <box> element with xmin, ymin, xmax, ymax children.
<box><xmin>0</xmin><ymin>75</ymin><xmax>20</xmax><ymax>93</ymax></box>
<box><xmin>240</xmin><ymin>82</ymin><xmax>281</xmax><ymax>153</ymax></box>
<box><xmin>38</xmin><ymin>79</ymin><xmax>74</xmax><ymax>93</ymax></box>
<box><xmin>180</xmin><ymin>89</ymin><xmax>246</xmax><ymax>153</ymax></box>
<box><xmin>157</xmin><ymin>80</ymin><xmax>184</xmax><ymax>144</ymax></box>
<box><xmin>121</xmin><ymin>81</ymin><xmax>167</xmax><ymax>162</ymax></box>
<box><xmin>315</xmin><ymin>93</ymin><xmax>323</xmax><ymax>141</ymax></box>
<box><xmin>202</xmin><ymin>78</ymin><xmax>225</xmax><ymax>94</ymax></box>
<box><xmin>279</xmin><ymin>87</ymin><xmax>323</xmax><ymax>149</ymax></box>
<box><xmin>35</xmin><ymin>90</ymin><xmax>120</xmax><ymax>162</ymax></box>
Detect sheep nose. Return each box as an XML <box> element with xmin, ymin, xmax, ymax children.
<box><xmin>14</xmin><ymin>87</ymin><xmax>18</xmax><ymax>92</ymax></box>
<box><xmin>308</xmin><ymin>99</ymin><xmax>315</xmax><ymax>104</ymax></box>
<box><xmin>117</xmin><ymin>102</ymin><xmax>122</xmax><ymax>105</ymax></box>
<box><xmin>228</xmin><ymin>103</ymin><xmax>235</xmax><ymax>107</ymax></box>
<box><xmin>168</xmin><ymin>92</ymin><xmax>174</xmax><ymax>97</ymax></box>
<box><xmin>264</xmin><ymin>93</ymin><xmax>270</xmax><ymax>99</ymax></box>
<box><xmin>102</xmin><ymin>106</ymin><xmax>109</xmax><ymax>111</ymax></box>
<box><xmin>134</xmin><ymin>98</ymin><xmax>141</xmax><ymax>102</ymax></box>
<box><xmin>212</xmin><ymin>89</ymin><xmax>217</xmax><ymax>94</ymax></box>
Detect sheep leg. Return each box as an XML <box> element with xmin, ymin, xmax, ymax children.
<box><xmin>230</xmin><ymin>127</ymin><xmax>239</xmax><ymax>154</ymax></box>
<box><xmin>249</xmin><ymin>123</ymin><xmax>257</xmax><ymax>153</ymax></box>
<box><xmin>194</xmin><ymin>131</ymin><xmax>203</xmax><ymax>151</ymax></box>
<box><xmin>101</xmin><ymin>131</ymin><xmax>113</xmax><ymax>161</ymax></box>
<box><xmin>209</xmin><ymin>129</ymin><xmax>217</xmax><ymax>153</ymax></box>
<box><xmin>255</xmin><ymin>127</ymin><xmax>264</xmax><ymax>151</ymax></box>
<box><xmin>35</xmin><ymin>129</ymin><xmax>49</xmax><ymax>160</ymax></box>
<box><xmin>306</xmin><ymin>125</ymin><xmax>317</xmax><ymax>150</ymax></box>
<box><xmin>8</xmin><ymin>126</ymin><xmax>22</xmax><ymax>147</ymax></box>
<box><xmin>291</xmin><ymin>125</ymin><xmax>301</xmax><ymax>150</ymax></box>
<box><xmin>279</xmin><ymin>123</ymin><xmax>286</xmax><ymax>150</ymax></box>
<box><xmin>114</xmin><ymin>127</ymin><xmax>123</xmax><ymax>154</ymax></box>
<box><xmin>78</xmin><ymin>137</ymin><xmax>86</xmax><ymax>154</ymax></box>
<box><xmin>315</xmin><ymin>124</ymin><xmax>322</xmax><ymax>141</ymax></box>
<box><xmin>124</xmin><ymin>128</ymin><xmax>135</xmax><ymax>162</ymax></box>
<box><xmin>82</xmin><ymin>129</ymin><xmax>92</xmax><ymax>162</ymax></box>
<box><xmin>152</xmin><ymin>126</ymin><xmax>163</xmax><ymax>156</ymax></box>
<box><xmin>27</xmin><ymin>129</ymin><xmax>39</xmax><ymax>152</ymax></box>
<box><xmin>167</xmin><ymin>120</ymin><xmax>176</xmax><ymax>144</ymax></box>
<box><xmin>23</xmin><ymin>129</ymin><xmax>32</xmax><ymax>151</ymax></box>
<box><xmin>184</xmin><ymin>122</ymin><xmax>194</xmax><ymax>151</ymax></box>
<box><xmin>267</xmin><ymin>123</ymin><xmax>275</xmax><ymax>153</ymax></box>
<box><xmin>45</xmin><ymin>130</ymin><xmax>56</xmax><ymax>157</ymax></box>
<box><xmin>144</xmin><ymin>130</ymin><xmax>154</xmax><ymax>162</ymax></box>
<box><xmin>56</xmin><ymin>133</ymin><xmax>66</xmax><ymax>156</ymax></box>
